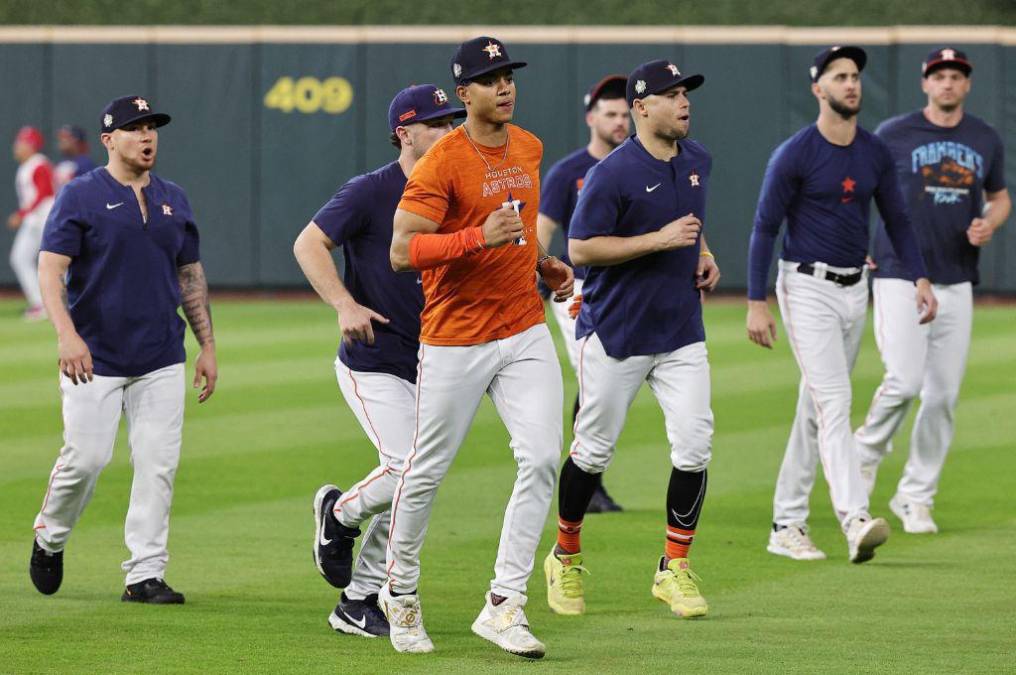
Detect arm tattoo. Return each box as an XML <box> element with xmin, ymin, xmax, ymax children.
<box><xmin>178</xmin><ymin>262</ymin><xmax>215</xmax><ymax>347</ymax></box>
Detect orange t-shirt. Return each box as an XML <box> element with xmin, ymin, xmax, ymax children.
<box><xmin>398</xmin><ymin>124</ymin><xmax>546</xmax><ymax>346</ymax></box>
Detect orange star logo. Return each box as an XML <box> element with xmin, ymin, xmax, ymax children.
<box><xmin>841</xmin><ymin>176</ymin><xmax>856</xmax><ymax>193</ymax></box>
<box><xmin>482</xmin><ymin>42</ymin><xmax>502</xmax><ymax>60</ymax></box>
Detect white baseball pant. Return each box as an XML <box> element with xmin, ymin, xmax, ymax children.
<box><xmin>386</xmin><ymin>323</ymin><xmax>563</xmax><ymax>598</ymax></box>
<box><xmin>332</xmin><ymin>360</ymin><xmax>414</xmax><ymax>600</ymax></box>
<box><xmin>11</xmin><ymin>208</ymin><xmax>48</xmax><ymax>308</ymax></box>
<box><xmin>855</xmin><ymin>279</ymin><xmax>973</xmax><ymax>506</ymax></box>
<box><xmin>568</xmin><ymin>332</ymin><xmax>713</xmax><ymax>475</ymax></box>
<box><xmin>33</xmin><ymin>363</ymin><xmax>185</xmax><ymax>585</ymax></box>
<box><xmin>548</xmin><ymin>277</ymin><xmax>583</xmax><ymax>372</ymax></box>
<box><xmin>772</xmin><ymin>261</ymin><xmax>870</xmax><ymax>529</ymax></box>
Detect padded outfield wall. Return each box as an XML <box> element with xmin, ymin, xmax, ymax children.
<box><xmin>0</xmin><ymin>25</ymin><xmax>1013</xmax><ymax>291</ymax></box>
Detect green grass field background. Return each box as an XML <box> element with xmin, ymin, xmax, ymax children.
<box><xmin>1</xmin><ymin>297</ymin><xmax>1013</xmax><ymax>673</ymax></box>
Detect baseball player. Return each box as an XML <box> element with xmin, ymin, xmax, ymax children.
<box><xmin>297</xmin><ymin>84</ymin><xmax>465</xmax><ymax>638</ymax></box>
<box><xmin>746</xmin><ymin>47</ymin><xmax>937</xmax><ymax>563</ymax></box>
<box><xmin>8</xmin><ymin>126</ymin><xmax>55</xmax><ymax>321</ymax></box>
<box><xmin>543</xmin><ymin>59</ymin><xmax>720</xmax><ymax>621</ymax></box>
<box><xmin>537</xmin><ymin>73</ymin><xmax>629</xmax><ymax>514</ymax></box>
<box><xmin>855</xmin><ymin>48</ymin><xmax>1010</xmax><ymax>533</ymax></box>
<box><xmin>54</xmin><ymin>124</ymin><xmax>98</xmax><ymax>191</ymax></box>
<box><xmin>29</xmin><ymin>95</ymin><xmax>217</xmax><ymax>603</ymax></box>
<box><xmin>380</xmin><ymin>36</ymin><xmax>574</xmax><ymax>658</ymax></box>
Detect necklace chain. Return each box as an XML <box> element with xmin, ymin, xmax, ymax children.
<box><xmin>463</xmin><ymin>125</ymin><xmax>510</xmax><ymax>172</ymax></box>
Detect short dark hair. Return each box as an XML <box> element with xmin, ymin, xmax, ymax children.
<box><xmin>390</xmin><ymin>132</ymin><xmax>401</xmax><ymax>149</ymax></box>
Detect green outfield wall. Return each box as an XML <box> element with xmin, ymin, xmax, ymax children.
<box><xmin>1</xmin><ymin>26</ymin><xmax>1013</xmax><ymax>291</ymax></box>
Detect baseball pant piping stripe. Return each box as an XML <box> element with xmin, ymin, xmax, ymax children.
<box><xmin>776</xmin><ymin>274</ymin><xmax>833</xmax><ymax>489</ymax></box>
<box><xmin>568</xmin><ymin>336</ymin><xmax>589</xmax><ymax>459</ymax></box>
<box><xmin>37</xmin><ymin>462</ymin><xmax>65</xmax><ymax>523</ymax></box>
<box><xmin>385</xmin><ymin>345</ymin><xmax>425</xmax><ymax>584</ymax></box>
<box><xmin>346</xmin><ymin>366</ymin><xmax>394</xmax><ymax>462</ymax></box>
<box><xmin>336</xmin><ymin>466</ymin><xmax>392</xmax><ymax>512</ymax></box>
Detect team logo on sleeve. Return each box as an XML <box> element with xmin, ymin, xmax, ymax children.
<box><xmin>162</xmin><ymin>204</ymin><xmax>173</xmax><ymax>216</ymax></box>
<box><xmin>132</xmin><ymin>97</ymin><xmax>150</xmax><ymax>111</ymax></box>
<box><xmin>689</xmin><ymin>171</ymin><xmax>700</xmax><ymax>187</ymax></box>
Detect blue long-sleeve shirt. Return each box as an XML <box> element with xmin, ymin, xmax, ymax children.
<box><xmin>747</xmin><ymin>124</ymin><xmax>928</xmax><ymax>300</ymax></box>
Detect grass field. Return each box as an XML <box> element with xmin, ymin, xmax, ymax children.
<box><xmin>1</xmin><ymin>296</ymin><xmax>1013</xmax><ymax>674</ymax></box>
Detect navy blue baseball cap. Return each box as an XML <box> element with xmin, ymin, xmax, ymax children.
<box><xmin>584</xmin><ymin>74</ymin><xmax>627</xmax><ymax>111</ymax></box>
<box><xmin>626</xmin><ymin>60</ymin><xmax>704</xmax><ymax>107</ymax></box>
<box><xmin>922</xmin><ymin>47</ymin><xmax>972</xmax><ymax>77</ymax></box>
<box><xmin>100</xmin><ymin>95</ymin><xmax>170</xmax><ymax>134</ymax></box>
<box><xmin>388</xmin><ymin>84</ymin><xmax>466</xmax><ymax>132</ymax></box>
<box><xmin>810</xmin><ymin>45</ymin><xmax>867</xmax><ymax>82</ymax></box>
<box><xmin>450</xmin><ymin>36</ymin><xmax>527</xmax><ymax>85</ymax></box>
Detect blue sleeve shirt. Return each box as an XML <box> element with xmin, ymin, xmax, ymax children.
<box><xmin>871</xmin><ymin>111</ymin><xmax>1007</xmax><ymax>285</ymax></box>
<box><xmin>570</xmin><ymin>136</ymin><xmax>709</xmax><ymax>358</ymax></box>
<box><xmin>747</xmin><ymin>124</ymin><xmax>928</xmax><ymax>300</ymax></box>
<box><xmin>539</xmin><ymin>147</ymin><xmax>598</xmax><ymax>278</ymax></box>
<box><xmin>312</xmin><ymin>161</ymin><xmax>423</xmax><ymax>383</ymax></box>
<box><xmin>41</xmin><ymin>168</ymin><xmax>200</xmax><ymax>377</ymax></box>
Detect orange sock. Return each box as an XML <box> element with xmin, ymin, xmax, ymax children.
<box><xmin>665</xmin><ymin>526</ymin><xmax>695</xmax><ymax>560</ymax></box>
<box><xmin>557</xmin><ymin>517</ymin><xmax>583</xmax><ymax>554</ymax></box>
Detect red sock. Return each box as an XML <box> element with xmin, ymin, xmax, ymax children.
<box><xmin>665</xmin><ymin>526</ymin><xmax>695</xmax><ymax>560</ymax></box>
<box><xmin>557</xmin><ymin>517</ymin><xmax>583</xmax><ymax>554</ymax></box>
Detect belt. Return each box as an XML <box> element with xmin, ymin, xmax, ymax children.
<box><xmin>796</xmin><ymin>263</ymin><xmax>864</xmax><ymax>287</ymax></box>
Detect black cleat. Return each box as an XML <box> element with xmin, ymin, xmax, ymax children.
<box><xmin>313</xmin><ymin>484</ymin><xmax>360</xmax><ymax>588</ymax></box>
<box><xmin>30</xmin><ymin>540</ymin><xmax>63</xmax><ymax>595</ymax></box>
<box><xmin>328</xmin><ymin>592</ymin><xmax>391</xmax><ymax>637</ymax></box>
<box><xmin>121</xmin><ymin>578</ymin><xmax>185</xmax><ymax>604</ymax></box>
<box><xmin>586</xmin><ymin>482</ymin><xmax>623</xmax><ymax>514</ymax></box>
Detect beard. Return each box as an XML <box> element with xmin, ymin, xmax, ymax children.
<box><xmin>595</xmin><ymin>126</ymin><xmax>626</xmax><ymax>149</ymax></box>
<box><xmin>828</xmin><ymin>93</ymin><xmax>861</xmax><ymax>120</ymax></box>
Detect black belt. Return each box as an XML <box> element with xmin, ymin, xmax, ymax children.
<box><xmin>796</xmin><ymin>263</ymin><xmax>864</xmax><ymax>287</ymax></box>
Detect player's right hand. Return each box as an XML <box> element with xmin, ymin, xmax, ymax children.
<box><xmin>481</xmin><ymin>205</ymin><xmax>525</xmax><ymax>248</ymax></box>
<box><xmin>338</xmin><ymin>301</ymin><xmax>390</xmax><ymax>346</ymax></box>
<box><xmin>746</xmin><ymin>300</ymin><xmax>778</xmax><ymax>349</ymax></box>
<box><xmin>58</xmin><ymin>332</ymin><xmax>93</xmax><ymax>384</ymax></box>
<box><xmin>656</xmin><ymin>213</ymin><xmax>701</xmax><ymax>250</ymax></box>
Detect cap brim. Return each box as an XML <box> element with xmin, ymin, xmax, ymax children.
<box><xmin>106</xmin><ymin>112</ymin><xmax>171</xmax><ymax>132</ymax></box>
<box><xmin>923</xmin><ymin>59</ymin><xmax>972</xmax><ymax>77</ymax></box>
<box><xmin>458</xmin><ymin>60</ymin><xmax>528</xmax><ymax>84</ymax></box>
<box><xmin>650</xmin><ymin>73</ymin><xmax>705</xmax><ymax>97</ymax></box>
<box><xmin>414</xmin><ymin>107</ymin><xmax>468</xmax><ymax>123</ymax></box>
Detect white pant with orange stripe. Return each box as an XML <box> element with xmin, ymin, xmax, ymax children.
<box><xmin>33</xmin><ymin>363</ymin><xmax>184</xmax><ymax>585</ymax></box>
<box><xmin>568</xmin><ymin>332</ymin><xmax>713</xmax><ymax>475</ymax></box>
<box><xmin>386</xmin><ymin>323</ymin><xmax>563</xmax><ymax>598</ymax></box>
<box><xmin>772</xmin><ymin>261</ymin><xmax>870</xmax><ymax>529</ymax></box>
<box><xmin>332</xmin><ymin>360</ymin><xmax>415</xmax><ymax>601</ymax></box>
<box><xmin>854</xmin><ymin>279</ymin><xmax>973</xmax><ymax>507</ymax></box>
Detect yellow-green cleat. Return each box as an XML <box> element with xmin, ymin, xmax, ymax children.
<box><xmin>651</xmin><ymin>557</ymin><xmax>708</xmax><ymax>619</ymax></box>
<box><xmin>543</xmin><ymin>550</ymin><xmax>589</xmax><ymax>616</ymax></box>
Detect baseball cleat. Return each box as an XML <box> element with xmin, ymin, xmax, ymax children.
<box><xmin>29</xmin><ymin>539</ymin><xmax>63</xmax><ymax>595</ymax></box>
<box><xmin>312</xmin><ymin>484</ymin><xmax>360</xmax><ymax>588</ymax></box>
<box><xmin>845</xmin><ymin>515</ymin><xmax>890</xmax><ymax>563</ymax></box>
<box><xmin>586</xmin><ymin>483</ymin><xmax>623</xmax><ymax>513</ymax></box>
<box><xmin>329</xmin><ymin>592</ymin><xmax>390</xmax><ymax>638</ymax></box>
<box><xmin>377</xmin><ymin>584</ymin><xmax>434</xmax><ymax>654</ymax></box>
<box><xmin>652</xmin><ymin>557</ymin><xmax>708</xmax><ymax>618</ymax></box>
<box><xmin>767</xmin><ymin>524</ymin><xmax>827</xmax><ymax>561</ymax></box>
<box><xmin>121</xmin><ymin>578</ymin><xmax>185</xmax><ymax>604</ymax></box>
<box><xmin>472</xmin><ymin>592</ymin><xmax>545</xmax><ymax>659</ymax></box>
<box><xmin>890</xmin><ymin>495</ymin><xmax>938</xmax><ymax>534</ymax></box>
<box><xmin>543</xmin><ymin>550</ymin><xmax>588</xmax><ymax>615</ymax></box>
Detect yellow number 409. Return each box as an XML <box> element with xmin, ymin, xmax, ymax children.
<box><xmin>263</xmin><ymin>76</ymin><xmax>354</xmax><ymax>114</ymax></box>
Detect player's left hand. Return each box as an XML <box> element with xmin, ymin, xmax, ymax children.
<box><xmin>967</xmin><ymin>218</ymin><xmax>994</xmax><ymax>247</ymax></box>
<box><xmin>7</xmin><ymin>212</ymin><xmax>22</xmax><ymax>230</ymax></box>
<box><xmin>696</xmin><ymin>253</ymin><xmax>721</xmax><ymax>292</ymax></box>
<box><xmin>538</xmin><ymin>256</ymin><xmax>575</xmax><ymax>302</ymax></box>
<box><xmin>194</xmin><ymin>345</ymin><xmax>218</xmax><ymax>403</ymax></box>
<box><xmin>915</xmin><ymin>279</ymin><xmax>938</xmax><ymax>325</ymax></box>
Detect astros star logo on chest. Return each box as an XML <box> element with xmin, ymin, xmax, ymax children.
<box><xmin>840</xmin><ymin>176</ymin><xmax>856</xmax><ymax>203</ymax></box>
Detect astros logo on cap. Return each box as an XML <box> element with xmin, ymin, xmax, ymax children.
<box><xmin>433</xmin><ymin>88</ymin><xmax>449</xmax><ymax>105</ymax></box>
<box><xmin>482</xmin><ymin>42</ymin><xmax>501</xmax><ymax>60</ymax></box>
<box><xmin>666</xmin><ymin>64</ymin><xmax>680</xmax><ymax>76</ymax></box>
